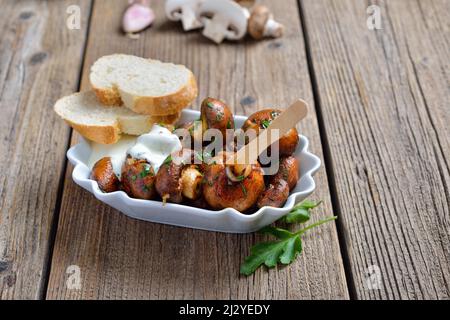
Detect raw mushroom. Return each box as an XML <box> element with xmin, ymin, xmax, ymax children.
<box><xmin>248</xmin><ymin>4</ymin><xmax>284</xmax><ymax>39</ymax></box>
<box><xmin>198</xmin><ymin>0</ymin><xmax>248</xmax><ymax>44</ymax></box>
<box><xmin>165</xmin><ymin>0</ymin><xmax>205</xmax><ymax>31</ymax></box>
<box><xmin>122</xmin><ymin>0</ymin><xmax>155</xmax><ymax>38</ymax></box>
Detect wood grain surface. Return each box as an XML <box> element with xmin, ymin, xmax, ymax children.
<box><xmin>45</xmin><ymin>0</ymin><xmax>349</xmax><ymax>299</ymax></box>
<box><xmin>0</xmin><ymin>0</ymin><xmax>92</xmax><ymax>299</ymax></box>
<box><xmin>301</xmin><ymin>0</ymin><xmax>450</xmax><ymax>299</ymax></box>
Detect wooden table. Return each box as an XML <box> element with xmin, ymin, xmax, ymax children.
<box><xmin>0</xmin><ymin>0</ymin><xmax>448</xmax><ymax>300</ymax></box>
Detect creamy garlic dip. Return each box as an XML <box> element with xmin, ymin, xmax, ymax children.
<box><xmin>88</xmin><ymin>135</ymin><xmax>136</xmax><ymax>177</ymax></box>
<box><xmin>127</xmin><ymin>124</ymin><xmax>182</xmax><ymax>173</ymax></box>
<box><xmin>88</xmin><ymin>125</ymin><xmax>182</xmax><ymax>177</ymax></box>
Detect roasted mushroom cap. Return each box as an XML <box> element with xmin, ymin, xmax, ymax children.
<box><xmin>91</xmin><ymin>157</ymin><xmax>120</xmax><ymax>193</ymax></box>
<box><xmin>242</xmin><ymin>108</ymin><xmax>299</xmax><ymax>157</ymax></box>
<box><xmin>175</xmin><ymin>120</ymin><xmax>203</xmax><ymax>149</ymax></box>
<box><xmin>200</xmin><ymin>97</ymin><xmax>235</xmax><ymax>143</ymax></box>
<box><xmin>121</xmin><ymin>156</ymin><xmax>156</xmax><ymax>200</ymax></box>
<box><xmin>269</xmin><ymin>155</ymin><xmax>299</xmax><ymax>191</ymax></box>
<box><xmin>257</xmin><ymin>179</ymin><xmax>289</xmax><ymax>208</ymax></box>
<box><xmin>202</xmin><ymin>161</ymin><xmax>265</xmax><ymax>212</ymax></box>
<box><xmin>155</xmin><ymin>149</ymin><xmax>204</xmax><ymax>203</ymax></box>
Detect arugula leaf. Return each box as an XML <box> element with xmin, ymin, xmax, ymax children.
<box><xmin>283</xmin><ymin>200</ymin><xmax>323</xmax><ymax>224</ymax></box>
<box><xmin>259</xmin><ymin>226</ymin><xmax>293</xmax><ymax>239</ymax></box>
<box><xmin>240</xmin><ymin>214</ymin><xmax>337</xmax><ymax>276</ymax></box>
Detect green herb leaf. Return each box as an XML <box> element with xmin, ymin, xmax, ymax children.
<box><xmin>283</xmin><ymin>200</ymin><xmax>323</xmax><ymax>224</ymax></box>
<box><xmin>227</xmin><ymin>119</ymin><xmax>233</xmax><ymax>129</ymax></box>
<box><xmin>202</xmin><ymin>151</ymin><xmax>212</xmax><ymax>162</ymax></box>
<box><xmin>162</xmin><ymin>155</ymin><xmax>172</xmax><ymax>166</ymax></box>
<box><xmin>261</xmin><ymin>119</ymin><xmax>271</xmax><ymax>129</ymax></box>
<box><xmin>240</xmin><ymin>235</ymin><xmax>302</xmax><ymax>275</ymax></box>
<box><xmin>240</xmin><ymin>183</ymin><xmax>247</xmax><ymax>196</ymax></box>
<box><xmin>240</xmin><ymin>212</ymin><xmax>337</xmax><ymax>276</ymax></box>
<box><xmin>194</xmin><ymin>150</ymin><xmax>203</xmax><ymax>162</ymax></box>
<box><xmin>139</xmin><ymin>165</ymin><xmax>151</xmax><ymax>178</ymax></box>
<box><xmin>259</xmin><ymin>226</ymin><xmax>294</xmax><ymax>239</ymax></box>
<box><xmin>206</xmin><ymin>102</ymin><xmax>214</xmax><ymax>109</ymax></box>
<box><xmin>215</xmin><ymin>112</ymin><xmax>224</xmax><ymax>121</ymax></box>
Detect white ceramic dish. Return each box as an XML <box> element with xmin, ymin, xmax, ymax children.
<box><xmin>67</xmin><ymin>109</ymin><xmax>321</xmax><ymax>233</ymax></box>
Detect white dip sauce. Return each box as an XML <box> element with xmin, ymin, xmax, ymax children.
<box><xmin>88</xmin><ymin>135</ymin><xmax>136</xmax><ymax>178</ymax></box>
<box><xmin>88</xmin><ymin>125</ymin><xmax>182</xmax><ymax>177</ymax></box>
<box><xmin>127</xmin><ymin>124</ymin><xmax>182</xmax><ymax>173</ymax></box>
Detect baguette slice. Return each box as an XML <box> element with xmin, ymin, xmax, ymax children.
<box><xmin>90</xmin><ymin>54</ymin><xmax>198</xmax><ymax>116</ymax></box>
<box><xmin>54</xmin><ymin>91</ymin><xmax>180</xmax><ymax>144</ymax></box>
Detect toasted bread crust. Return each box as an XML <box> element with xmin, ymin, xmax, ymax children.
<box><xmin>64</xmin><ymin>119</ymin><xmax>121</xmax><ymax>144</ymax></box>
<box><xmin>54</xmin><ymin>91</ymin><xmax>182</xmax><ymax>144</ymax></box>
<box><xmin>92</xmin><ymin>86</ymin><xmax>123</xmax><ymax>106</ymax></box>
<box><xmin>91</xmin><ymin>70</ymin><xmax>198</xmax><ymax>116</ymax></box>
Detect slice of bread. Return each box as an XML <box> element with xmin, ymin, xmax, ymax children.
<box><xmin>54</xmin><ymin>91</ymin><xmax>180</xmax><ymax>144</ymax></box>
<box><xmin>90</xmin><ymin>54</ymin><xmax>198</xmax><ymax>116</ymax></box>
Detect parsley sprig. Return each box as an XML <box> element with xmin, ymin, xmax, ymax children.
<box><xmin>240</xmin><ymin>200</ymin><xmax>336</xmax><ymax>276</ymax></box>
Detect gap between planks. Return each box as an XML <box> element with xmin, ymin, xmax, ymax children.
<box><xmin>297</xmin><ymin>0</ymin><xmax>357</xmax><ymax>300</ymax></box>
<box><xmin>40</xmin><ymin>0</ymin><xmax>95</xmax><ymax>300</ymax></box>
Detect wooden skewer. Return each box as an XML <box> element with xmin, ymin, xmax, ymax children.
<box><xmin>233</xmin><ymin>99</ymin><xmax>309</xmax><ymax>166</ymax></box>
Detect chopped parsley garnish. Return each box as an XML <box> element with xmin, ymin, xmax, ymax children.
<box><xmin>261</xmin><ymin>119</ymin><xmax>271</xmax><ymax>129</ymax></box>
<box><xmin>194</xmin><ymin>151</ymin><xmax>203</xmax><ymax>162</ymax></box>
<box><xmin>206</xmin><ymin>102</ymin><xmax>214</xmax><ymax>109</ymax></box>
<box><xmin>240</xmin><ymin>183</ymin><xmax>247</xmax><ymax>196</ymax></box>
<box><xmin>216</xmin><ymin>112</ymin><xmax>224</xmax><ymax>121</ymax></box>
<box><xmin>162</xmin><ymin>155</ymin><xmax>172</xmax><ymax>166</ymax></box>
<box><xmin>140</xmin><ymin>165</ymin><xmax>151</xmax><ymax>178</ymax></box>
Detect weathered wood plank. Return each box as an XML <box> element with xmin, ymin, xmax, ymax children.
<box><xmin>301</xmin><ymin>0</ymin><xmax>450</xmax><ymax>299</ymax></box>
<box><xmin>46</xmin><ymin>0</ymin><xmax>348</xmax><ymax>299</ymax></box>
<box><xmin>0</xmin><ymin>0</ymin><xmax>92</xmax><ymax>299</ymax></box>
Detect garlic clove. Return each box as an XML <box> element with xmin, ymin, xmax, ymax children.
<box><xmin>122</xmin><ymin>3</ymin><xmax>155</xmax><ymax>34</ymax></box>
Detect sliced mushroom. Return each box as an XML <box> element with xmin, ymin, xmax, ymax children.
<box><xmin>198</xmin><ymin>0</ymin><xmax>248</xmax><ymax>44</ymax></box>
<box><xmin>165</xmin><ymin>0</ymin><xmax>205</xmax><ymax>31</ymax></box>
<box><xmin>180</xmin><ymin>165</ymin><xmax>203</xmax><ymax>200</ymax></box>
<box><xmin>248</xmin><ymin>4</ymin><xmax>284</xmax><ymax>40</ymax></box>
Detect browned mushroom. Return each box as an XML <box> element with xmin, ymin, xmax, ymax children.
<box><xmin>155</xmin><ymin>149</ymin><xmax>204</xmax><ymax>203</ymax></box>
<box><xmin>202</xmin><ymin>152</ymin><xmax>265</xmax><ymax>211</ymax></box>
<box><xmin>242</xmin><ymin>109</ymin><xmax>299</xmax><ymax>156</ymax></box>
<box><xmin>257</xmin><ymin>179</ymin><xmax>289</xmax><ymax>208</ymax></box>
<box><xmin>121</xmin><ymin>156</ymin><xmax>157</xmax><ymax>200</ymax></box>
<box><xmin>257</xmin><ymin>155</ymin><xmax>299</xmax><ymax>208</ymax></box>
<box><xmin>91</xmin><ymin>157</ymin><xmax>120</xmax><ymax>193</ymax></box>
<box><xmin>200</xmin><ymin>97</ymin><xmax>234</xmax><ymax>144</ymax></box>
<box><xmin>269</xmin><ymin>155</ymin><xmax>299</xmax><ymax>190</ymax></box>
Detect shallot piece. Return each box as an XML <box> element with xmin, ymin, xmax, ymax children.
<box><xmin>122</xmin><ymin>0</ymin><xmax>155</xmax><ymax>37</ymax></box>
